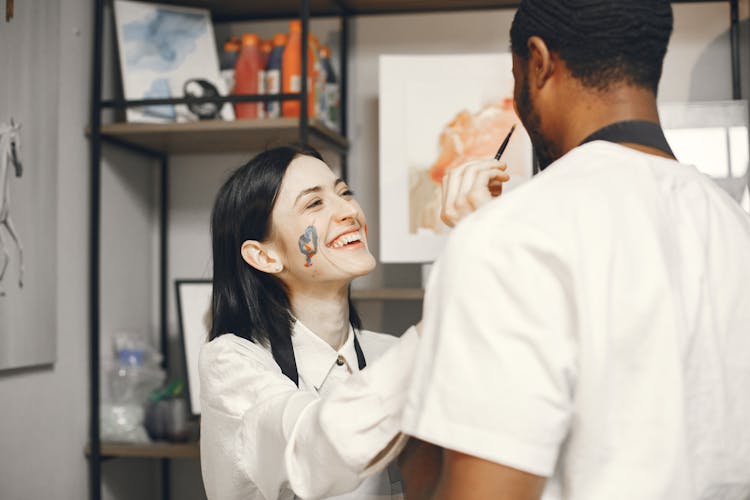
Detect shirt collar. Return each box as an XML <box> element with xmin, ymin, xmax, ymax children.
<box><xmin>291</xmin><ymin>320</ymin><xmax>359</xmax><ymax>390</ymax></box>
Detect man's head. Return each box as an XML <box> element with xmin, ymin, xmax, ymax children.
<box><xmin>510</xmin><ymin>0</ymin><xmax>674</xmax><ymax>168</ymax></box>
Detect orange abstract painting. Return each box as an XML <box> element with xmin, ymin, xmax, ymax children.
<box><xmin>380</xmin><ymin>54</ymin><xmax>534</xmax><ymax>262</ymax></box>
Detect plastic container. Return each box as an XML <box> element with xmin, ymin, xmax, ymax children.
<box><xmin>282</xmin><ymin>20</ymin><xmax>315</xmax><ymax>118</ymax></box>
<box><xmin>265</xmin><ymin>33</ymin><xmax>287</xmax><ymax>118</ymax></box>
<box><xmin>320</xmin><ymin>46</ymin><xmax>340</xmax><ymax>130</ymax></box>
<box><xmin>102</xmin><ymin>331</ymin><xmax>165</xmax><ymax>443</ymax></box>
<box><xmin>234</xmin><ymin>33</ymin><xmax>265</xmax><ymax>119</ymax></box>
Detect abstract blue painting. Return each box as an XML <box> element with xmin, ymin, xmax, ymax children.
<box><xmin>114</xmin><ymin>1</ymin><xmax>233</xmax><ymax>123</ymax></box>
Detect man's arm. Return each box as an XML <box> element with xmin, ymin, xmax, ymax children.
<box><xmin>433</xmin><ymin>449</ymin><xmax>546</xmax><ymax>500</ymax></box>
<box><xmin>398</xmin><ymin>438</ymin><xmax>443</xmax><ymax>500</ymax></box>
<box><xmin>400</xmin><ymin>439</ymin><xmax>546</xmax><ymax>500</ymax></box>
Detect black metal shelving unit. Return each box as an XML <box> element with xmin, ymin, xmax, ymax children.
<box><xmin>87</xmin><ymin>1</ymin><xmax>744</xmax><ymax>499</ymax></box>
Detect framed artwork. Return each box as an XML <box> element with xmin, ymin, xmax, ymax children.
<box><xmin>175</xmin><ymin>279</ymin><xmax>212</xmax><ymax>416</ymax></box>
<box><xmin>0</xmin><ymin>6</ymin><xmax>60</xmax><ymax>371</ymax></box>
<box><xmin>379</xmin><ymin>54</ymin><xmax>533</xmax><ymax>263</ymax></box>
<box><xmin>660</xmin><ymin>100</ymin><xmax>749</xmax><ymax>212</ymax></box>
<box><xmin>114</xmin><ymin>0</ymin><xmax>234</xmax><ymax>123</ymax></box>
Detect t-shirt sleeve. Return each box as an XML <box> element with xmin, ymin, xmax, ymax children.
<box><xmin>402</xmin><ymin>220</ymin><xmax>578</xmax><ymax>477</ymax></box>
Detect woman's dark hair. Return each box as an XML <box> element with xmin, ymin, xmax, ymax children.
<box><xmin>510</xmin><ymin>0</ymin><xmax>673</xmax><ymax>93</ymax></box>
<box><xmin>210</xmin><ymin>144</ymin><xmax>362</xmax><ymax>351</ymax></box>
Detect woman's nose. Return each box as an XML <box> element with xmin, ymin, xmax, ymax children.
<box><xmin>334</xmin><ymin>197</ymin><xmax>358</xmax><ymax>222</ymax></box>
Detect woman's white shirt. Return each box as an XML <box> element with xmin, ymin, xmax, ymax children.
<box><xmin>199</xmin><ymin>321</ymin><xmax>418</xmax><ymax>500</ymax></box>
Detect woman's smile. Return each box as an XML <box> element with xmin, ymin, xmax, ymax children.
<box><xmin>327</xmin><ymin>228</ymin><xmax>365</xmax><ymax>249</ymax></box>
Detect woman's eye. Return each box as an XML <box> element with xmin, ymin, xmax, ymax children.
<box><xmin>340</xmin><ymin>189</ymin><xmax>354</xmax><ymax>197</ymax></box>
<box><xmin>306</xmin><ymin>199</ymin><xmax>323</xmax><ymax>210</ymax></box>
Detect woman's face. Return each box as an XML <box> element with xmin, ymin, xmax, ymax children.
<box><xmin>267</xmin><ymin>154</ymin><xmax>376</xmax><ymax>285</ymax></box>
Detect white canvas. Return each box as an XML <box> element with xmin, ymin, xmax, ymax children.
<box><xmin>379</xmin><ymin>54</ymin><xmax>533</xmax><ymax>263</ymax></box>
<box><xmin>114</xmin><ymin>1</ymin><xmax>234</xmax><ymax>123</ymax></box>
<box><xmin>176</xmin><ymin>280</ymin><xmax>212</xmax><ymax>416</ymax></box>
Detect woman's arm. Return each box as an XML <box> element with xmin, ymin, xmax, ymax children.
<box><xmin>200</xmin><ymin>327</ymin><xmax>420</xmax><ymax>500</ymax></box>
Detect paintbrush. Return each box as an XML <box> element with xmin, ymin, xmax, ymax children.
<box><xmin>494</xmin><ymin>124</ymin><xmax>516</xmax><ymax>161</ymax></box>
<box><xmin>488</xmin><ymin>124</ymin><xmax>516</xmax><ymax>196</ymax></box>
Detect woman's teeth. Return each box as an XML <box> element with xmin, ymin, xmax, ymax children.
<box><xmin>330</xmin><ymin>232</ymin><xmax>362</xmax><ymax>248</ymax></box>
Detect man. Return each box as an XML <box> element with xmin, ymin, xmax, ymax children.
<box><xmin>400</xmin><ymin>1</ymin><xmax>750</xmax><ymax>499</ymax></box>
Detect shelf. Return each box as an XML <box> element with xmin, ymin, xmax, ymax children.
<box><xmin>85</xmin><ymin>442</ymin><xmax>200</xmax><ymax>460</ymax></box>
<box><xmin>150</xmin><ymin>0</ymin><xmax>524</xmax><ymax>20</ymax></box>
<box><xmin>98</xmin><ymin>118</ymin><xmax>348</xmax><ymax>155</ymax></box>
<box><xmin>351</xmin><ymin>288</ymin><xmax>424</xmax><ymax>301</ymax></box>
<box><xmin>144</xmin><ymin>0</ymin><xmax>728</xmax><ymax>20</ymax></box>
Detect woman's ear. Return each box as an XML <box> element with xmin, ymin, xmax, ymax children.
<box><xmin>240</xmin><ymin>240</ymin><xmax>284</xmax><ymax>274</ymax></box>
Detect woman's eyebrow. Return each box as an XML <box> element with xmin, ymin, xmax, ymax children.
<box><xmin>294</xmin><ymin>186</ymin><xmax>322</xmax><ymax>206</ymax></box>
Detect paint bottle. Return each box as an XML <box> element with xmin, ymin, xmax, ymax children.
<box><xmin>320</xmin><ymin>46</ymin><xmax>339</xmax><ymax>130</ymax></box>
<box><xmin>282</xmin><ymin>20</ymin><xmax>315</xmax><ymax>118</ymax></box>
<box><xmin>309</xmin><ymin>34</ymin><xmax>324</xmax><ymax>120</ymax></box>
<box><xmin>260</xmin><ymin>38</ymin><xmax>273</xmax><ymax>68</ymax></box>
<box><xmin>234</xmin><ymin>33</ymin><xmax>265</xmax><ymax>119</ymax></box>
<box><xmin>219</xmin><ymin>38</ymin><xmax>240</xmax><ymax>95</ymax></box>
<box><xmin>265</xmin><ymin>33</ymin><xmax>287</xmax><ymax>119</ymax></box>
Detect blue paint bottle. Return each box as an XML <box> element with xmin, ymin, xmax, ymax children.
<box><xmin>265</xmin><ymin>33</ymin><xmax>287</xmax><ymax>118</ymax></box>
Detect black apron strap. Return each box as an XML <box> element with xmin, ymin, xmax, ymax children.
<box><xmin>579</xmin><ymin>120</ymin><xmax>675</xmax><ymax>158</ymax></box>
<box><xmin>353</xmin><ymin>333</ymin><xmax>367</xmax><ymax>370</ymax></box>
<box><xmin>271</xmin><ymin>326</ymin><xmax>366</xmax><ymax>387</ymax></box>
<box><xmin>270</xmin><ymin>332</ymin><xmax>299</xmax><ymax>387</ymax></box>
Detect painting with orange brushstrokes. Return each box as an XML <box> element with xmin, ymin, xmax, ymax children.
<box><xmin>379</xmin><ymin>54</ymin><xmax>533</xmax><ymax>262</ymax></box>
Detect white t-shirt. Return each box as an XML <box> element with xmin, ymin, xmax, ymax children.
<box><xmin>403</xmin><ymin>141</ymin><xmax>750</xmax><ymax>500</ymax></box>
<box><xmin>200</xmin><ymin>321</ymin><xmax>418</xmax><ymax>500</ymax></box>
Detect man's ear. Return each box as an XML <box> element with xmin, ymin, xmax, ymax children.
<box><xmin>527</xmin><ymin>36</ymin><xmax>554</xmax><ymax>90</ymax></box>
<box><xmin>240</xmin><ymin>240</ymin><xmax>284</xmax><ymax>274</ymax></box>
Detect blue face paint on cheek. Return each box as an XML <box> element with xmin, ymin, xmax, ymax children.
<box><xmin>298</xmin><ymin>225</ymin><xmax>319</xmax><ymax>267</ymax></box>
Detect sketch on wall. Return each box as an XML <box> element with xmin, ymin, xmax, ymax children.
<box><xmin>114</xmin><ymin>0</ymin><xmax>233</xmax><ymax>123</ymax></box>
<box><xmin>379</xmin><ymin>54</ymin><xmax>533</xmax><ymax>263</ymax></box>
<box><xmin>0</xmin><ymin>116</ymin><xmax>56</xmax><ymax>371</ymax></box>
<box><xmin>0</xmin><ymin>0</ymin><xmax>59</xmax><ymax>371</ymax></box>
<box><xmin>0</xmin><ymin>120</ymin><xmax>24</xmax><ymax>296</ymax></box>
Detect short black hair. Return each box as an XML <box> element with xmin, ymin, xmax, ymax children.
<box><xmin>510</xmin><ymin>0</ymin><xmax>673</xmax><ymax>93</ymax></box>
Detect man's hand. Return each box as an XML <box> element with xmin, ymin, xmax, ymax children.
<box><xmin>440</xmin><ymin>159</ymin><xmax>510</xmax><ymax>227</ymax></box>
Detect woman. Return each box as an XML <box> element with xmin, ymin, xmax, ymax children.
<box><xmin>200</xmin><ymin>144</ymin><xmax>508</xmax><ymax>500</ymax></box>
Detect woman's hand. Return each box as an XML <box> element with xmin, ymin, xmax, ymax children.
<box><xmin>440</xmin><ymin>159</ymin><xmax>510</xmax><ymax>227</ymax></box>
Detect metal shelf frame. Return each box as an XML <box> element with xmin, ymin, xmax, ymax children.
<box><xmin>87</xmin><ymin>1</ymin><xmax>350</xmax><ymax>500</ymax></box>
<box><xmin>87</xmin><ymin>1</ymin><xmax>744</xmax><ymax>499</ymax></box>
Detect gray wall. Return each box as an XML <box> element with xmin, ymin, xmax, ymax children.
<box><xmin>0</xmin><ymin>2</ymin><xmax>748</xmax><ymax>500</ymax></box>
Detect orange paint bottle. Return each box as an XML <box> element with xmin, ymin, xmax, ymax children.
<box><xmin>234</xmin><ymin>33</ymin><xmax>264</xmax><ymax>119</ymax></box>
<box><xmin>282</xmin><ymin>20</ymin><xmax>315</xmax><ymax>118</ymax></box>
